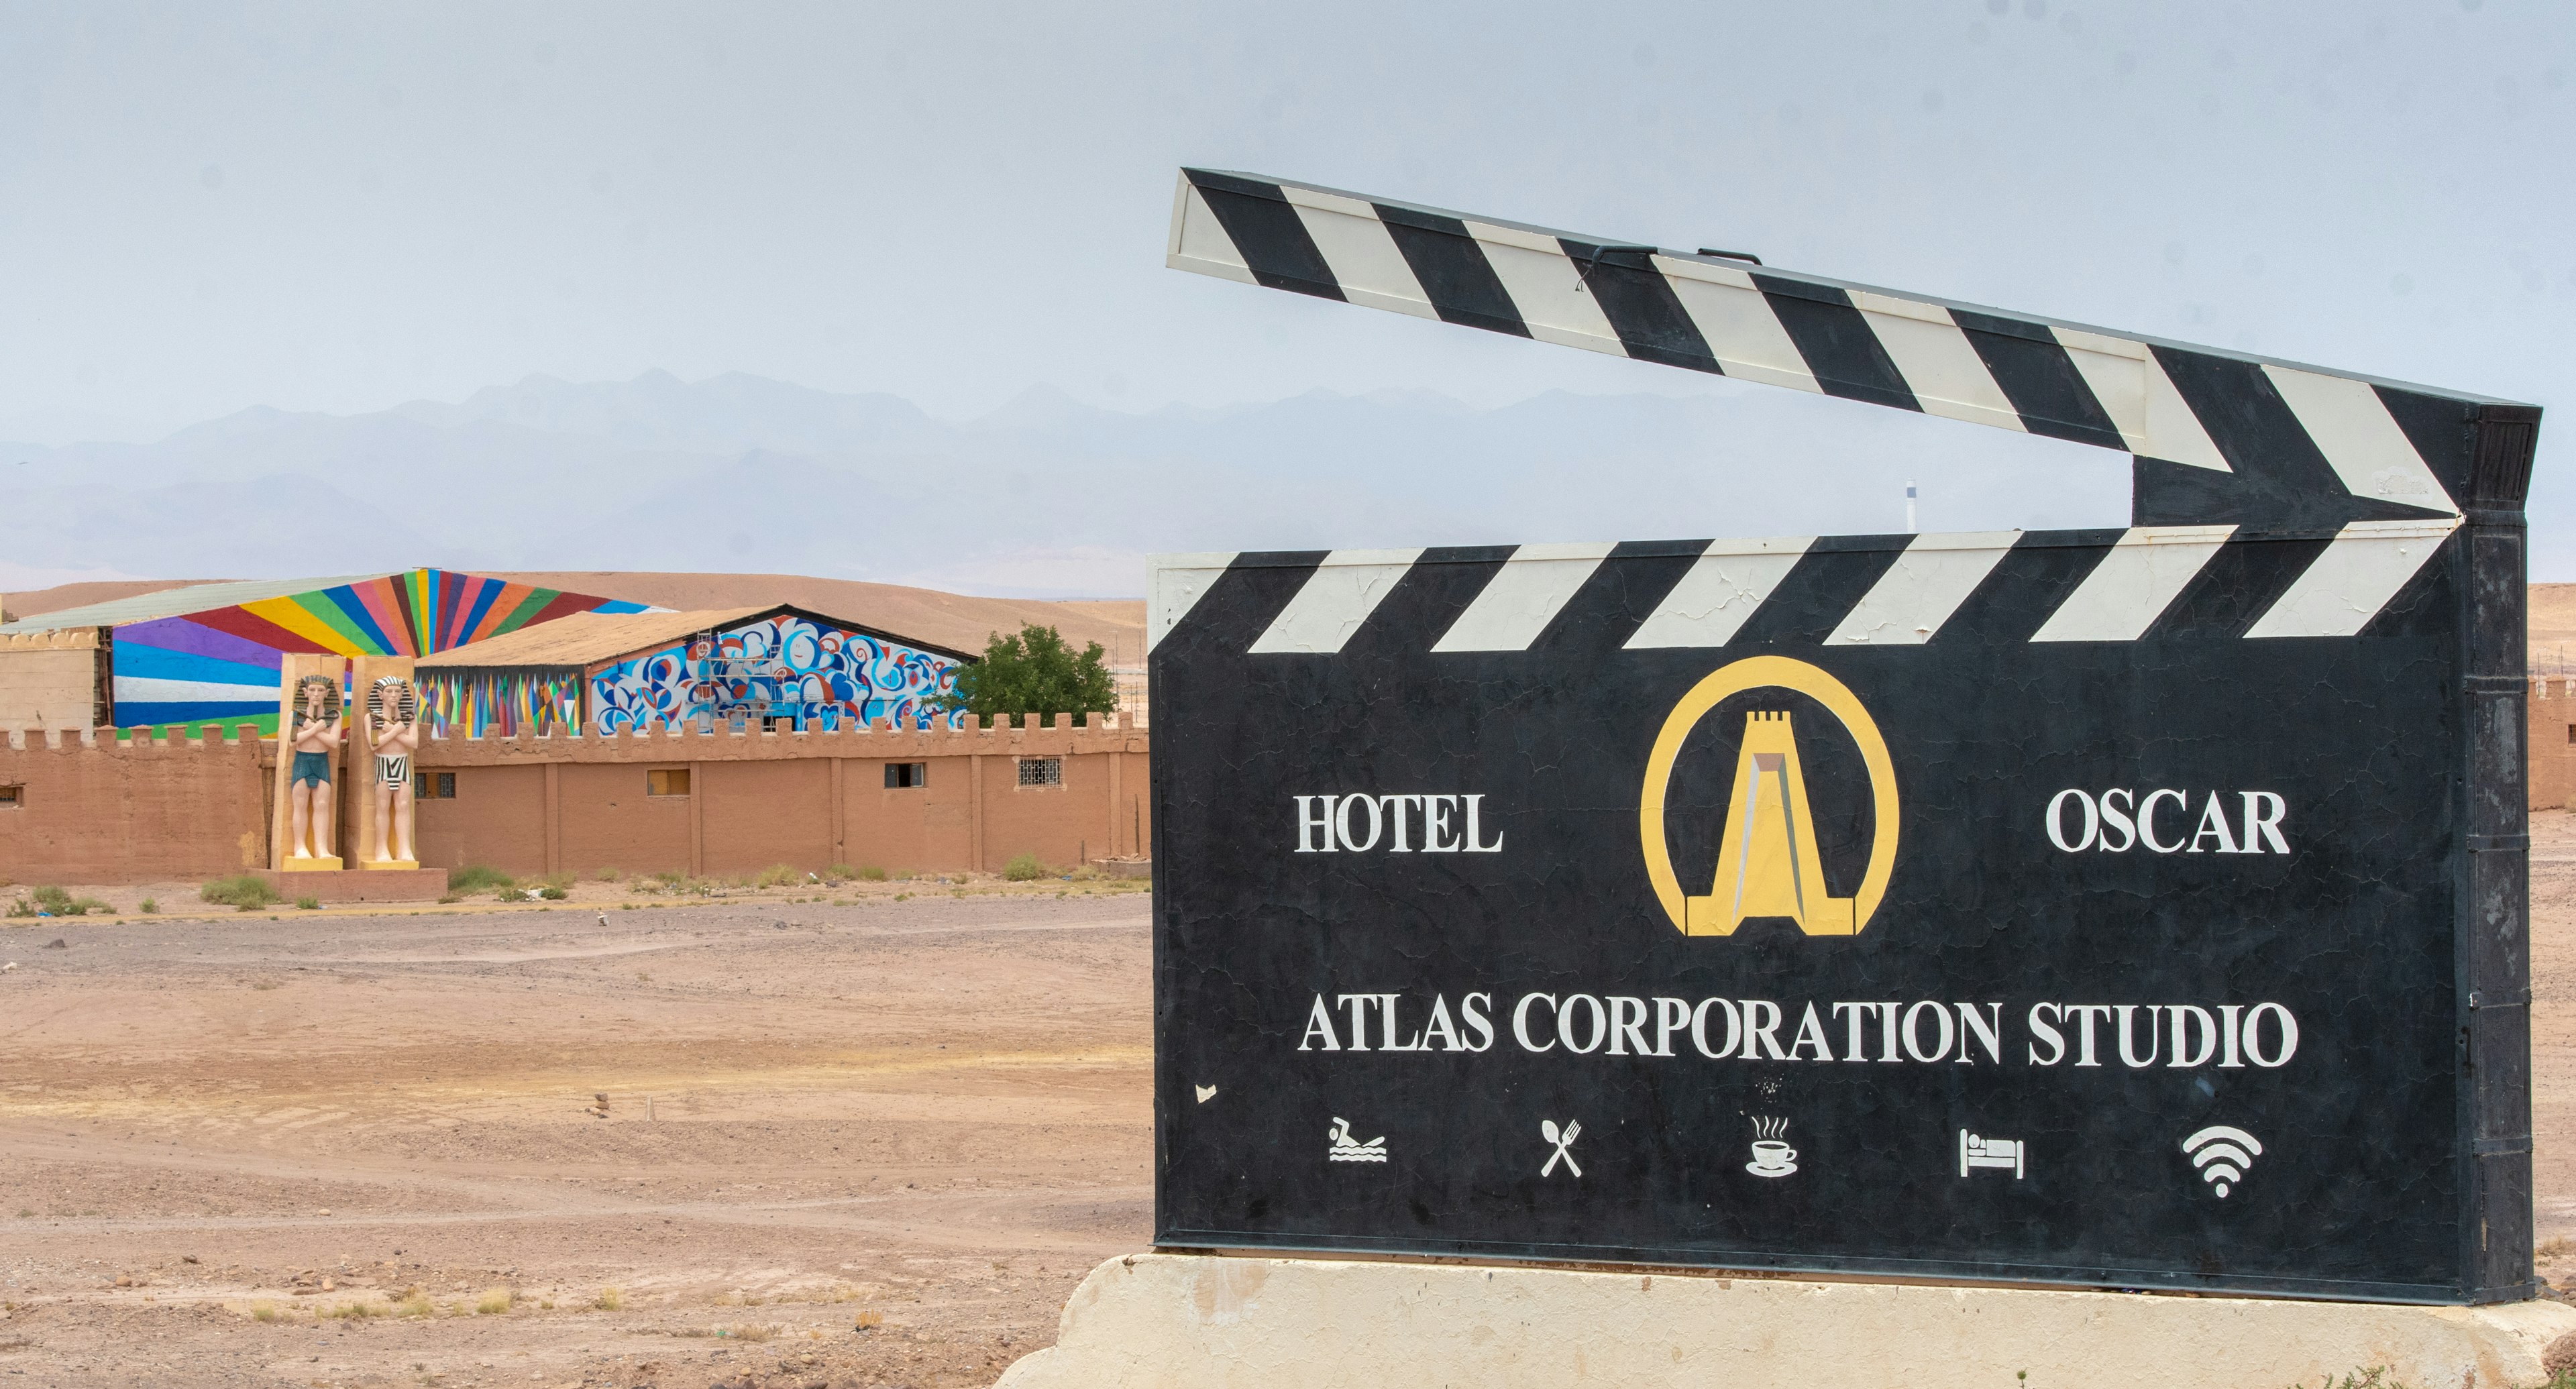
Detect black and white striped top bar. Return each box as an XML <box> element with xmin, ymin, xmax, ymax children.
<box><xmin>1148</xmin><ymin>524</ymin><xmax>2457</xmax><ymax>657</ymax></box>
<box><xmin>1166</xmin><ymin>168</ymin><xmax>2539</xmax><ymax>531</ymax></box>
<box><xmin>1159</xmin><ymin>169</ymin><xmax>2542</xmax><ymax>655</ymax></box>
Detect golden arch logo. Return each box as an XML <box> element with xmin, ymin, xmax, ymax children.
<box><xmin>1638</xmin><ymin>656</ymin><xmax>1900</xmax><ymax>937</ymax></box>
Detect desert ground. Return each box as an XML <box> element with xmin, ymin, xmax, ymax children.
<box><xmin>0</xmin><ymin>875</ymin><xmax>1153</xmax><ymax>1389</ymax></box>
<box><xmin>7</xmin><ymin>816</ymin><xmax>2576</xmax><ymax>1388</ymax></box>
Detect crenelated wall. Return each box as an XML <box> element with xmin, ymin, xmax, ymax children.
<box><xmin>0</xmin><ymin>723</ymin><xmax>271</xmax><ymax>882</ymax></box>
<box><xmin>2532</xmin><ymin>677</ymin><xmax>2575</xmax><ymax>812</ymax></box>
<box><xmin>0</xmin><ymin>628</ymin><xmax>105</xmax><ymax>731</ymax></box>
<box><xmin>0</xmin><ymin>714</ymin><xmax>1150</xmax><ymax>885</ymax></box>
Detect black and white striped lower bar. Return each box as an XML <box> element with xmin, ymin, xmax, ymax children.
<box><xmin>1148</xmin><ymin>520</ymin><xmax>2457</xmax><ymax>654</ymax></box>
<box><xmin>1168</xmin><ymin>170</ymin><xmax>2487</xmax><ymax>526</ymax></box>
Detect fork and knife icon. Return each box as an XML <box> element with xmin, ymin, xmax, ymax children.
<box><xmin>1541</xmin><ymin>1119</ymin><xmax>1582</xmax><ymax>1178</ymax></box>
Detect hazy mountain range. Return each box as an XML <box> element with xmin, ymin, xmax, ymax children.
<box><xmin>0</xmin><ymin>370</ymin><xmax>2134</xmax><ymax>599</ymax></box>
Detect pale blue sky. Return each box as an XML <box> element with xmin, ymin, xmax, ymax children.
<box><xmin>1</xmin><ymin>2</ymin><xmax>2569</xmax><ymax>565</ymax></box>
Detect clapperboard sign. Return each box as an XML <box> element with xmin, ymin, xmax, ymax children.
<box><xmin>1149</xmin><ymin>170</ymin><xmax>2544</xmax><ymax>1302</ymax></box>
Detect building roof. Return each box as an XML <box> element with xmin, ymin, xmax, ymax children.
<box><xmin>416</xmin><ymin>608</ymin><xmax>772</xmax><ymax>669</ymax></box>
<box><xmin>413</xmin><ymin>604</ymin><xmax>977</xmax><ymax>670</ymax></box>
<box><xmin>0</xmin><ymin>575</ymin><xmax>382</xmax><ymax>634</ymax></box>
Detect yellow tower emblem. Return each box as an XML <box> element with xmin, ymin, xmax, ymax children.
<box><xmin>1640</xmin><ymin>656</ymin><xmax>1900</xmax><ymax>938</ymax></box>
<box><xmin>1693</xmin><ymin>710</ymin><xmax>1855</xmax><ymax>935</ymax></box>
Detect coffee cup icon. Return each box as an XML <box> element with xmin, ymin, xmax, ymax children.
<box><xmin>1746</xmin><ymin>1139</ymin><xmax>1798</xmax><ymax>1178</ymax></box>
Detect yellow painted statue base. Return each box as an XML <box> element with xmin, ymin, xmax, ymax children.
<box><xmin>280</xmin><ymin>856</ymin><xmax>344</xmax><ymax>872</ymax></box>
<box><xmin>362</xmin><ymin>858</ymin><xmax>421</xmax><ymax>872</ymax></box>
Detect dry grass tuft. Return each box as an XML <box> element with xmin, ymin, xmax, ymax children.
<box><xmin>594</xmin><ymin>1286</ymin><xmax>625</xmax><ymax>1311</ymax></box>
<box><xmin>474</xmin><ymin>1286</ymin><xmax>513</xmax><ymax>1315</ymax></box>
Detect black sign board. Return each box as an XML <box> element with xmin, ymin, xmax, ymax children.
<box><xmin>1152</xmin><ymin>171</ymin><xmax>2544</xmax><ymax>1303</ymax></box>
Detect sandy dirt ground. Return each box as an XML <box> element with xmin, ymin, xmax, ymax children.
<box><xmin>10</xmin><ymin>811</ymin><xmax>2576</xmax><ymax>1388</ymax></box>
<box><xmin>0</xmin><ymin>878</ymin><xmax>1152</xmax><ymax>1389</ymax></box>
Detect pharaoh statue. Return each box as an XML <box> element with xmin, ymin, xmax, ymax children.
<box><xmin>286</xmin><ymin>675</ymin><xmax>342</xmax><ymax>861</ymax></box>
<box><xmin>366</xmin><ymin>675</ymin><xmax>421</xmax><ymax>865</ymax></box>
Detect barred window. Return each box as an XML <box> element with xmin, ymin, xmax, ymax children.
<box><xmin>885</xmin><ymin>761</ymin><xmax>927</xmax><ymax>789</ymax></box>
<box><xmin>413</xmin><ymin>772</ymin><xmax>457</xmax><ymax>800</ymax></box>
<box><xmin>0</xmin><ymin>785</ymin><xmax>20</xmax><ymax>808</ymax></box>
<box><xmin>1016</xmin><ymin>757</ymin><xmax>1063</xmax><ymax>788</ymax></box>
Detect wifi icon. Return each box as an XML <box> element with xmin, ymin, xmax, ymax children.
<box><xmin>2181</xmin><ymin>1125</ymin><xmax>2264</xmax><ymax>1199</ymax></box>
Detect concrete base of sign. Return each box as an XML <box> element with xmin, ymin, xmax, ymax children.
<box><xmin>252</xmin><ymin>867</ymin><xmax>447</xmax><ymax>903</ymax></box>
<box><xmin>995</xmin><ymin>1253</ymin><xmax>2576</xmax><ymax>1389</ymax></box>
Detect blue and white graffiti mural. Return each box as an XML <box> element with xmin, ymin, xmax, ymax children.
<box><xmin>590</xmin><ymin>614</ymin><xmax>963</xmax><ymax>732</ymax></box>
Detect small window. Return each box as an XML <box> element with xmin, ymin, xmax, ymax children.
<box><xmin>1017</xmin><ymin>757</ymin><xmax>1063</xmax><ymax>788</ymax></box>
<box><xmin>0</xmin><ymin>785</ymin><xmax>20</xmax><ymax>808</ymax></box>
<box><xmin>646</xmin><ymin>769</ymin><xmax>692</xmax><ymax>797</ymax></box>
<box><xmin>2566</xmin><ymin>723</ymin><xmax>2573</xmax><ymax>745</ymax></box>
<box><xmin>885</xmin><ymin>761</ymin><xmax>927</xmax><ymax>789</ymax></box>
<box><xmin>413</xmin><ymin>772</ymin><xmax>456</xmax><ymax>800</ymax></box>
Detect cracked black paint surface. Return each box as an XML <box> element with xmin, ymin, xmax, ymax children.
<box><xmin>1148</xmin><ymin>531</ymin><xmax>2496</xmax><ymax>1302</ymax></box>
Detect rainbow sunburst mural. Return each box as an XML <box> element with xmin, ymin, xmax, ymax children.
<box><xmin>111</xmin><ymin>570</ymin><xmax>647</xmax><ymax>734</ymax></box>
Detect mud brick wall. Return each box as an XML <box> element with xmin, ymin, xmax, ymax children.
<box><xmin>2533</xmin><ymin>677</ymin><xmax>2576</xmax><ymax>811</ymax></box>
<box><xmin>0</xmin><ymin>714</ymin><xmax>1150</xmax><ymax>885</ymax></box>
<box><xmin>0</xmin><ymin>725</ymin><xmax>270</xmax><ymax>882</ymax></box>
<box><xmin>0</xmin><ymin>629</ymin><xmax>105</xmax><ymax>730</ymax></box>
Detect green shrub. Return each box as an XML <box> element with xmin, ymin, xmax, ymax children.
<box><xmin>856</xmin><ymin>865</ymin><xmax>889</xmax><ymax>882</ymax></box>
<box><xmin>5</xmin><ymin>896</ymin><xmax>34</xmax><ymax>918</ymax></box>
<box><xmin>295</xmin><ymin>896</ymin><xmax>319</xmax><ymax>911</ymax></box>
<box><xmin>752</xmin><ymin>863</ymin><xmax>800</xmax><ymax>889</ymax></box>
<box><xmin>537</xmin><ymin>886</ymin><xmax>568</xmax><ymax>901</ymax></box>
<box><xmin>448</xmin><ymin>865</ymin><xmax>515</xmax><ymax>896</ymax></box>
<box><xmin>32</xmin><ymin>886</ymin><xmax>74</xmax><ymax>914</ymax></box>
<box><xmin>1002</xmin><ymin>853</ymin><xmax>1048</xmax><ymax>882</ymax></box>
<box><xmin>137</xmin><ymin>897</ymin><xmax>159</xmax><ymax>914</ymax></box>
<box><xmin>928</xmin><ymin>622</ymin><xmax>1116</xmax><ymax>726</ymax></box>
<box><xmin>199</xmin><ymin>876</ymin><xmax>280</xmax><ymax>910</ymax></box>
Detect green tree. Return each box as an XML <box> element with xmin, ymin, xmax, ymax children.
<box><xmin>932</xmin><ymin>622</ymin><xmax>1117</xmax><ymax>726</ymax></box>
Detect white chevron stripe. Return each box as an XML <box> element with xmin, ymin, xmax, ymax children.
<box><xmin>1148</xmin><ymin>552</ymin><xmax>1238</xmax><ymax>652</ymax></box>
<box><xmin>2244</xmin><ymin>520</ymin><xmax>2457</xmax><ymax>638</ymax></box>
<box><xmin>1165</xmin><ymin>176</ymin><xmax>1257</xmax><ymax>287</ymax></box>
<box><xmin>1432</xmin><ymin>542</ymin><xmax>1616</xmax><ymax>653</ymax></box>
<box><xmin>2029</xmin><ymin>526</ymin><xmax>2236</xmax><ymax>642</ymax></box>
<box><xmin>1284</xmin><ymin>189</ymin><xmax>1438</xmax><ymax>321</ymax></box>
<box><xmin>1849</xmin><ymin>292</ymin><xmax>2025</xmax><ymax>432</ymax></box>
<box><xmin>2138</xmin><ymin>351</ymin><xmax>2235</xmax><ymax>474</ymax></box>
<box><xmin>2261</xmin><ymin>366</ymin><xmax>2456</xmax><ymax>516</ymax></box>
<box><xmin>1248</xmin><ymin>549</ymin><xmax>1424</xmax><ymax>654</ymax></box>
<box><xmin>1625</xmin><ymin>537</ymin><xmax>1813</xmax><ymax>649</ymax></box>
<box><xmin>1462</xmin><ymin>220</ymin><xmax>1625</xmax><ymax>357</ymax></box>
<box><xmin>1652</xmin><ymin>256</ymin><xmax>1821</xmax><ymax>394</ymax></box>
<box><xmin>1825</xmin><ymin>532</ymin><xmax>2019</xmax><ymax>646</ymax></box>
<box><xmin>2053</xmin><ymin>328</ymin><xmax>2232</xmax><ymax>472</ymax></box>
